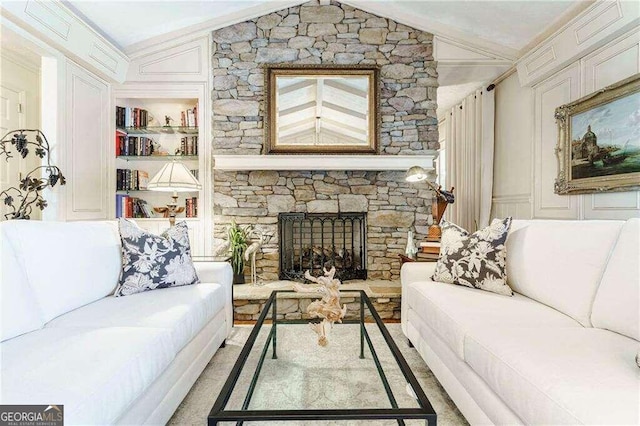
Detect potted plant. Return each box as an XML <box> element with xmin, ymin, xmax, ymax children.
<box><xmin>227</xmin><ymin>221</ymin><xmax>252</xmax><ymax>284</ymax></box>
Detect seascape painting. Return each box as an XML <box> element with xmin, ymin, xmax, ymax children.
<box><xmin>570</xmin><ymin>90</ymin><xmax>640</xmax><ymax>180</ymax></box>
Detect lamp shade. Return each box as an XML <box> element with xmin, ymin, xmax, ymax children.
<box><xmin>147</xmin><ymin>160</ymin><xmax>201</xmax><ymax>192</ymax></box>
<box><xmin>405</xmin><ymin>165</ymin><xmax>428</xmax><ymax>183</ymax></box>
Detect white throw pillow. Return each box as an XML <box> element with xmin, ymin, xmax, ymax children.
<box><xmin>432</xmin><ymin>218</ymin><xmax>513</xmax><ymax>296</ymax></box>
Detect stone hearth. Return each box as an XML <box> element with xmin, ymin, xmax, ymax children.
<box><xmin>233</xmin><ymin>280</ymin><xmax>401</xmax><ymax>322</ymax></box>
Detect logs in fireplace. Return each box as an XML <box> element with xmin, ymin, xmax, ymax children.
<box><xmin>278</xmin><ymin>212</ymin><xmax>367</xmax><ymax>281</ymax></box>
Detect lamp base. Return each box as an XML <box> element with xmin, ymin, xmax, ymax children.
<box><xmin>427</xmin><ymin>224</ymin><xmax>442</xmax><ymax>241</ymax></box>
<box><xmin>167</xmin><ymin>193</ymin><xmax>179</xmax><ymax>227</ymax></box>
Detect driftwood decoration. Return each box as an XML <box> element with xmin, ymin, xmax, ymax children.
<box><xmin>293</xmin><ymin>267</ymin><xmax>347</xmax><ymax>346</ymax></box>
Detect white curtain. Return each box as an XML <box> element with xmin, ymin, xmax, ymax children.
<box><xmin>443</xmin><ymin>87</ymin><xmax>495</xmax><ymax>231</ymax></box>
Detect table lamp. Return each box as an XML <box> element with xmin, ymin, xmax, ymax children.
<box><xmin>405</xmin><ymin>165</ymin><xmax>455</xmax><ymax>240</ymax></box>
<box><xmin>147</xmin><ymin>160</ymin><xmax>201</xmax><ymax>226</ymax></box>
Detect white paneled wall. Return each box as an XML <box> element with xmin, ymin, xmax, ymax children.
<box><xmin>492</xmin><ymin>27</ymin><xmax>640</xmax><ymax>220</ymax></box>
<box><xmin>492</xmin><ymin>72</ymin><xmax>533</xmax><ymax>219</ymax></box>
<box><xmin>581</xmin><ymin>30</ymin><xmax>640</xmax><ymax>219</ymax></box>
<box><xmin>64</xmin><ymin>60</ymin><xmax>111</xmax><ymax>220</ymax></box>
<box><xmin>533</xmin><ymin>63</ymin><xmax>581</xmax><ymax>219</ymax></box>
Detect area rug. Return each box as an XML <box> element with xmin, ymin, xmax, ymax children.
<box><xmin>169</xmin><ymin>323</ymin><xmax>467</xmax><ymax>425</ymax></box>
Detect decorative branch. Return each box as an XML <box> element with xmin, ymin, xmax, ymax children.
<box><xmin>0</xmin><ymin>129</ymin><xmax>65</xmax><ymax>220</ymax></box>
<box><xmin>293</xmin><ymin>267</ymin><xmax>347</xmax><ymax>346</ymax></box>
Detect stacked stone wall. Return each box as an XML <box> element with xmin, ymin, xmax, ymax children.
<box><xmin>211</xmin><ymin>1</ymin><xmax>438</xmax><ymax>280</ymax></box>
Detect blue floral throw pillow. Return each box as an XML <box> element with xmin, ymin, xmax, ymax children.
<box><xmin>115</xmin><ymin>219</ymin><xmax>199</xmax><ymax>297</ymax></box>
<box><xmin>432</xmin><ymin>217</ymin><xmax>513</xmax><ymax>296</ymax></box>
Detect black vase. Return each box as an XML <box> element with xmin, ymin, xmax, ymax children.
<box><xmin>233</xmin><ymin>273</ymin><xmax>245</xmax><ymax>285</ymax></box>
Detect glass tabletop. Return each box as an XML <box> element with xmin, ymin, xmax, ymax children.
<box><xmin>208</xmin><ymin>290</ymin><xmax>436</xmax><ymax>425</ymax></box>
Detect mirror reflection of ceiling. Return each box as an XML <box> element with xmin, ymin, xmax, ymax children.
<box><xmin>276</xmin><ymin>76</ymin><xmax>369</xmax><ymax>146</ymax></box>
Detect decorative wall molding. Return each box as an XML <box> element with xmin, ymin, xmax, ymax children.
<box><xmin>516</xmin><ymin>0</ymin><xmax>639</xmax><ymax>86</ymax></box>
<box><xmin>65</xmin><ymin>59</ymin><xmax>110</xmax><ymax>219</ymax></box>
<box><xmin>0</xmin><ymin>48</ymin><xmax>41</xmax><ymax>74</ymax></box>
<box><xmin>25</xmin><ymin>0</ymin><xmax>70</xmax><ymax>40</ymax></box>
<box><xmin>434</xmin><ymin>37</ymin><xmax>512</xmax><ymax>64</ymax></box>
<box><xmin>589</xmin><ymin>192</ymin><xmax>640</xmax><ymax>210</ymax></box>
<box><xmin>213</xmin><ymin>155</ymin><xmax>436</xmax><ymax>172</ymax></box>
<box><xmin>574</xmin><ymin>1</ymin><xmax>622</xmax><ymax>46</ymax></box>
<box><xmin>491</xmin><ymin>194</ymin><xmax>532</xmax><ymax>220</ymax></box>
<box><xmin>89</xmin><ymin>42</ymin><xmax>119</xmax><ymax>73</ymax></box>
<box><xmin>126</xmin><ymin>38</ymin><xmax>208</xmax><ymax>82</ymax></box>
<box><xmin>532</xmin><ymin>64</ymin><xmax>581</xmax><ymax>219</ymax></box>
<box><xmin>582</xmin><ymin>29</ymin><xmax>640</xmax><ymax>94</ymax></box>
<box><xmin>1</xmin><ymin>0</ymin><xmax>129</xmax><ymax>82</ymax></box>
<box><xmin>524</xmin><ymin>46</ymin><xmax>556</xmax><ymax>75</ymax></box>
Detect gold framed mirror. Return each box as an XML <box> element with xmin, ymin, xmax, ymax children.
<box><xmin>265</xmin><ymin>66</ymin><xmax>379</xmax><ymax>154</ymax></box>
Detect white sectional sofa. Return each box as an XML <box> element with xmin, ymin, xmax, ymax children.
<box><xmin>401</xmin><ymin>219</ymin><xmax>639</xmax><ymax>425</ymax></box>
<box><xmin>0</xmin><ymin>220</ymin><xmax>233</xmax><ymax>425</ymax></box>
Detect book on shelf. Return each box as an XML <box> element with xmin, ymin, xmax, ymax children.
<box><xmin>419</xmin><ymin>240</ymin><xmax>440</xmax><ymax>254</ymax></box>
<box><xmin>180</xmin><ymin>105</ymin><xmax>198</xmax><ymax>128</ymax></box>
<box><xmin>116</xmin><ymin>106</ymin><xmax>149</xmax><ymax>128</ymax></box>
<box><xmin>419</xmin><ymin>241</ymin><xmax>441</xmax><ymax>248</ymax></box>
<box><xmin>116</xmin><ymin>195</ymin><xmax>151</xmax><ymax>218</ymax></box>
<box><xmin>116</xmin><ymin>169</ymin><xmax>149</xmax><ymax>191</ymax></box>
<box><xmin>416</xmin><ymin>252</ymin><xmax>439</xmax><ymax>261</ymax></box>
<box><xmin>180</xmin><ymin>136</ymin><xmax>198</xmax><ymax>156</ymax></box>
<box><xmin>421</xmin><ymin>246</ymin><xmax>440</xmax><ymax>255</ymax></box>
<box><xmin>138</xmin><ymin>170</ymin><xmax>149</xmax><ymax>190</ymax></box>
<box><xmin>116</xmin><ymin>133</ymin><xmax>154</xmax><ymax>157</ymax></box>
<box><xmin>185</xmin><ymin>197</ymin><xmax>198</xmax><ymax>218</ymax></box>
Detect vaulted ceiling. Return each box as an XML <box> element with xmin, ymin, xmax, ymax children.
<box><xmin>63</xmin><ymin>0</ymin><xmax>588</xmax><ymax>115</ymax></box>
<box><xmin>66</xmin><ymin>0</ymin><xmax>583</xmax><ymax>55</ymax></box>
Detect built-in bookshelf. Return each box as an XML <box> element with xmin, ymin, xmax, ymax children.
<box><xmin>113</xmin><ymin>97</ymin><xmax>201</xmax><ymax>220</ymax></box>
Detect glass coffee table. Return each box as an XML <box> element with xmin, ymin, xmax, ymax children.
<box><xmin>208</xmin><ymin>290</ymin><xmax>436</xmax><ymax>425</ymax></box>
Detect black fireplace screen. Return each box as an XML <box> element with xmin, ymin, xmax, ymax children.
<box><xmin>278</xmin><ymin>212</ymin><xmax>367</xmax><ymax>281</ymax></box>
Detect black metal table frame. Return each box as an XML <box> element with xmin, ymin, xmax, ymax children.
<box><xmin>208</xmin><ymin>290</ymin><xmax>437</xmax><ymax>425</ymax></box>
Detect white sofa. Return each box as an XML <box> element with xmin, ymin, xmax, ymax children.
<box><xmin>0</xmin><ymin>220</ymin><xmax>233</xmax><ymax>425</ymax></box>
<box><xmin>401</xmin><ymin>219</ymin><xmax>639</xmax><ymax>425</ymax></box>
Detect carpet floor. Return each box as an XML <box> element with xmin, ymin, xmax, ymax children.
<box><xmin>169</xmin><ymin>324</ymin><xmax>467</xmax><ymax>425</ymax></box>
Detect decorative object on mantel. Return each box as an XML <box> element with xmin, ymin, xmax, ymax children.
<box><xmin>293</xmin><ymin>267</ymin><xmax>347</xmax><ymax>347</ymax></box>
<box><xmin>0</xmin><ymin>129</ymin><xmax>66</xmax><ymax>220</ymax></box>
<box><xmin>555</xmin><ymin>73</ymin><xmax>640</xmax><ymax>194</ymax></box>
<box><xmin>244</xmin><ymin>229</ymin><xmax>274</xmax><ymax>285</ymax></box>
<box><xmin>265</xmin><ymin>65</ymin><xmax>379</xmax><ymax>154</ymax></box>
<box><xmin>405</xmin><ymin>165</ymin><xmax>455</xmax><ymax>240</ymax></box>
<box><xmin>147</xmin><ymin>160</ymin><xmax>201</xmax><ymax>226</ymax></box>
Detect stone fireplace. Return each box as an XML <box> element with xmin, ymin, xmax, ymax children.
<box><xmin>278</xmin><ymin>212</ymin><xmax>367</xmax><ymax>281</ymax></box>
<box><xmin>211</xmin><ymin>1</ymin><xmax>439</xmax><ymax>282</ymax></box>
<box><xmin>213</xmin><ymin>169</ymin><xmax>435</xmax><ymax>281</ymax></box>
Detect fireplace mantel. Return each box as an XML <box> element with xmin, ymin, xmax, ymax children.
<box><xmin>213</xmin><ymin>154</ymin><xmax>437</xmax><ymax>171</ymax></box>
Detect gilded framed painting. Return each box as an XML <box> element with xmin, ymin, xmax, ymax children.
<box><xmin>554</xmin><ymin>73</ymin><xmax>640</xmax><ymax>194</ymax></box>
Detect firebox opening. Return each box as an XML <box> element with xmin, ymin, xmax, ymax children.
<box><xmin>278</xmin><ymin>212</ymin><xmax>367</xmax><ymax>282</ymax></box>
